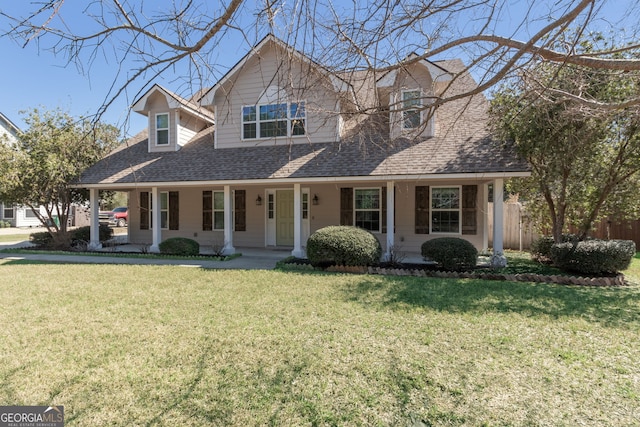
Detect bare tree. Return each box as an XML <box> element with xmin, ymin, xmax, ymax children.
<box><xmin>1</xmin><ymin>0</ymin><xmax>639</xmax><ymax>121</ymax></box>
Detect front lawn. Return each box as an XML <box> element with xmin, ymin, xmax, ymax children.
<box><xmin>0</xmin><ymin>263</ymin><xmax>638</xmax><ymax>426</ymax></box>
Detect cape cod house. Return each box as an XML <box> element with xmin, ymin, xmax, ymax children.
<box><xmin>77</xmin><ymin>35</ymin><xmax>529</xmax><ymax>261</ymax></box>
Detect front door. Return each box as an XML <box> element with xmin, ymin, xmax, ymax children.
<box><xmin>276</xmin><ymin>190</ymin><xmax>294</xmax><ymax>246</ymax></box>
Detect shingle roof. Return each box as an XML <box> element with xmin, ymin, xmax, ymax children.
<box><xmin>78</xmin><ymin>53</ymin><xmax>529</xmax><ymax>187</ymax></box>
<box><xmin>77</xmin><ymin>126</ymin><xmax>528</xmax><ymax>186</ymax></box>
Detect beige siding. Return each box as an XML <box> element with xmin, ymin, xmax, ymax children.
<box><xmin>389</xmin><ymin>65</ymin><xmax>436</xmax><ymax>140</ymax></box>
<box><xmin>214</xmin><ymin>42</ymin><xmax>340</xmax><ymax>148</ymax></box>
<box><xmin>143</xmin><ymin>92</ymin><xmax>177</xmax><ymax>152</ymax></box>
<box><xmin>177</xmin><ymin>113</ymin><xmax>207</xmax><ymax>147</ymax></box>
<box><xmin>128</xmin><ymin>181</ymin><xmax>489</xmax><ymax>253</ymax></box>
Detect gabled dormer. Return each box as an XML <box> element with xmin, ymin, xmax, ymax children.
<box><xmin>376</xmin><ymin>55</ymin><xmax>452</xmax><ymax>140</ymax></box>
<box><xmin>199</xmin><ymin>34</ymin><xmax>353</xmax><ymax>148</ymax></box>
<box><xmin>132</xmin><ymin>84</ymin><xmax>215</xmax><ymax>153</ymax></box>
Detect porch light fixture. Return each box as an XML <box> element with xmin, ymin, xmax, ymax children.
<box><xmin>256</xmin><ymin>195</ymin><xmax>262</xmax><ymax>206</ymax></box>
<box><xmin>312</xmin><ymin>194</ymin><xmax>319</xmax><ymax>205</ymax></box>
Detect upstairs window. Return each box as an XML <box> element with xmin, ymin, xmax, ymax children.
<box><xmin>402</xmin><ymin>90</ymin><xmax>421</xmax><ymax>129</ymax></box>
<box><xmin>156</xmin><ymin>113</ymin><xmax>169</xmax><ymax>145</ymax></box>
<box><xmin>242</xmin><ymin>102</ymin><xmax>305</xmax><ymax>139</ymax></box>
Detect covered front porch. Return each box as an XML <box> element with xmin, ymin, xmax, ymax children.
<box><xmin>84</xmin><ymin>176</ymin><xmax>511</xmax><ymax>266</ymax></box>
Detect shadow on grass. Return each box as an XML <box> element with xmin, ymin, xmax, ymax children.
<box><xmin>342</xmin><ymin>276</ymin><xmax>640</xmax><ymax>328</ymax></box>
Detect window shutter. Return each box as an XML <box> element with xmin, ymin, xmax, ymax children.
<box><xmin>234</xmin><ymin>190</ymin><xmax>246</xmax><ymax>232</ymax></box>
<box><xmin>415</xmin><ymin>186</ymin><xmax>429</xmax><ymax>234</ymax></box>
<box><xmin>461</xmin><ymin>185</ymin><xmax>477</xmax><ymax>235</ymax></box>
<box><xmin>381</xmin><ymin>187</ymin><xmax>387</xmax><ymax>234</ymax></box>
<box><xmin>169</xmin><ymin>191</ymin><xmax>179</xmax><ymax>230</ymax></box>
<box><xmin>140</xmin><ymin>191</ymin><xmax>149</xmax><ymax>230</ymax></box>
<box><xmin>340</xmin><ymin>188</ymin><xmax>353</xmax><ymax>226</ymax></box>
<box><xmin>202</xmin><ymin>191</ymin><xmax>213</xmax><ymax>231</ymax></box>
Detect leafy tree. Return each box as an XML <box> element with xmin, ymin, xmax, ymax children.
<box><xmin>490</xmin><ymin>39</ymin><xmax>640</xmax><ymax>242</ymax></box>
<box><xmin>0</xmin><ymin>108</ymin><xmax>120</xmax><ymax>233</ymax></box>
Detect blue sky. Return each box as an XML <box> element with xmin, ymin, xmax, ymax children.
<box><xmin>0</xmin><ymin>0</ymin><xmax>635</xmax><ymax>137</ymax></box>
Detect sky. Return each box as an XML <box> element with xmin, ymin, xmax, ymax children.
<box><xmin>0</xmin><ymin>0</ymin><xmax>636</xmax><ymax>138</ymax></box>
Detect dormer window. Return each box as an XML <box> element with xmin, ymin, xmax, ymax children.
<box><xmin>402</xmin><ymin>90</ymin><xmax>421</xmax><ymax>129</ymax></box>
<box><xmin>156</xmin><ymin>113</ymin><xmax>169</xmax><ymax>145</ymax></box>
<box><xmin>242</xmin><ymin>101</ymin><xmax>306</xmax><ymax>140</ymax></box>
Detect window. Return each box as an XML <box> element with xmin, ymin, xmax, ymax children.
<box><xmin>213</xmin><ymin>191</ymin><xmax>225</xmax><ymax>230</ymax></box>
<box><xmin>402</xmin><ymin>90</ymin><xmax>421</xmax><ymax>129</ymax></box>
<box><xmin>268</xmin><ymin>194</ymin><xmax>274</xmax><ymax>219</ymax></box>
<box><xmin>156</xmin><ymin>113</ymin><xmax>169</xmax><ymax>145</ymax></box>
<box><xmin>2</xmin><ymin>204</ymin><xmax>14</xmax><ymax>219</ymax></box>
<box><xmin>354</xmin><ymin>189</ymin><xmax>380</xmax><ymax>232</ymax></box>
<box><xmin>140</xmin><ymin>191</ymin><xmax>179</xmax><ymax>230</ymax></box>
<box><xmin>302</xmin><ymin>193</ymin><xmax>308</xmax><ymax>220</ymax></box>
<box><xmin>242</xmin><ymin>102</ymin><xmax>305</xmax><ymax>139</ymax></box>
<box><xmin>431</xmin><ymin>187</ymin><xmax>460</xmax><ymax>233</ymax></box>
<box><xmin>202</xmin><ymin>190</ymin><xmax>246</xmax><ymax>231</ymax></box>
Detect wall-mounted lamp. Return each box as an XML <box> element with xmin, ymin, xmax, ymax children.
<box><xmin>256</xmin><ymin>195</ymin><xmax>262</xmax><ymax>206</ymax></box>
<box><xmin>312</xmin><ymin>194</ymin><xmax>319</xmax><ymax>205</ymax></box>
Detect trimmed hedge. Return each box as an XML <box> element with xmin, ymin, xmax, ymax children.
<box><xmin>306</xmin><ymin>226</ymin><xmax>382</xmax><ymax>268</ymax></box>
<box><xmin>72</xmin><ymin>225</ymin><xmax>113</xmax><ymax>243</ymax></box>
<box><xmin>550</xmin><ymin>239</ymin><xmax>636</xmax><ymax>275</ymax></box>
<box><xmin>159</xmin><ymin>237</ymin><xmax>200</xmax><ymax>256</ymax></box>
<box><xmin>530</xmin><ymin>234</ymin><xmax>581</xmax><ymax>263</ymax></box>
<box><xmin>421</xmin><ymin>237</ymin><xmax>478</xmax><ymax>271</ymax></box>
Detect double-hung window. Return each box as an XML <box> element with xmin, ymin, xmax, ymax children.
<box><xmin>2</xmin><ymin>204</ymin><xmax>14</xmax><ymax>219</ymax></box>
<box><xmin>156</xmin><ymin>113</ymin><xmax>169</xmax><ymax>145</ymax></box>
<box><xmin>431</xmin><ymin>187</ymin><xmax>460</xmax><ymax>233</ymax></box>
<box><xmin>242</xmin><ymin>101</ymin><xmax>305</xmax><ymax>139</ymax></box>
<box><xmin>354</xmin><ymin>188</ymin><xmax>380</xmax><ymax>232</ymax></box>
<box><xmin>402</xmin><ymin>90</ymin><xmax>421</xmax><ymax>129</ymax></box>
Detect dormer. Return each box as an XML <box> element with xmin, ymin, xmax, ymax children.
<box><xmin>132</xmin><ymin>84</ymin><xmax>215</xmax><ymax>152</ymax></box>
<box><xmin>376</xmin><ymin>56</ymin><xmax>452</xmax><ymax>140</ymax></box>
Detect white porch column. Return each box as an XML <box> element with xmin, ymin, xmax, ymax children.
<box><xmin>491</xmin><ymin>178</ymin><xmax>507</xmax><ymax>267</ymax></box>
<box><xmin>88</xmin><ymin>188</ymin><xmax>102</xmax><ymax>250</ymax></box>
<box><xmin>223</xmin><ymin>185</ymin><xmax>235</xmax><ymax>255</ymax></box>
<box><xmin>292</xmin><ymin>183</ymin><xmax>304</xmax><ymax>258</ymax></box>
<box><xmin>150</xmin><ymin>187</ymin><xmax>161</xmax><ymax>253</ymax></box>
<box><xmin>482</xmin><ymin>183</ymin><xmax>489</xmax><ymax>252</ymax></box>
<box><xmin>384</xmin><ymin>181</ymin><xmax>395</xmax><ymax>261</ymax></box>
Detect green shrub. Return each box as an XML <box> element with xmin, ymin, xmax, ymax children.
<box><xmin>421</xmin><ymin>237</ymin><xmax>478</xmax><ymax>271</ymax></box>
<box><xmin>159</xmin><ymin>237</ymin><xmax>200</xmax><ymax>256</ymax></box>
<box><xmin>30</xmin><ymin>231</ymin><xmax>54</xmax><ymax>247</ymax></box>
<box><xmin>550</xmin><ymin>239</ymin><xmax>636</xmax><ymax>275</ymax></box>
<box><xmin>530</xmin><ymin>234</ymin><xmax>580</xmax><ymax>263</ymax></box>
<box><xmin>71</xmin><ymin>225</ymin><xmax>113</xmax><ymax>243</ymax></box>
<box><xmin>306</xmin><ymin>226</ymin><xmax>382</xmax><ymax>268</ymax></box>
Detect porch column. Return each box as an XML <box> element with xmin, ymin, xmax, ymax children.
<box><xmin>292</xmin><ymin>183</ymin><xmax>304</xmax><ymax>258</ymax></box>
<box><xmin>150</xmin><ymin>186</ymin><xmax>161</xmax><ymax>253</ymax></box>
<box><xmin>491</xmin><ymin>178</ymin><xmax>507</xmax><ymax>267</ymax></box>
<box><xmin>482</xmin><ymin>183</ymin><xmax>489</xmax><ymax>252</ymax></box>
<box><xmin>88</xmin><ymin>188</ymin><xmax>102</xmax><ymax>250</ymax></box>
<box><xmin>384</xmin><ymin>181</ymin><xmax>395</xmax><ymax>261</ymax></box>
<box><xmin>223</xmin><ymin>185</ymin><xmax>235</xmax><ymax>255</ymax></box>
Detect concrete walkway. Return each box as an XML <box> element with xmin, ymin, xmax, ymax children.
<box><xmin>0</xmin><ymin>229</ymin><xmax>290</xmax><ymax>269</ymax></box>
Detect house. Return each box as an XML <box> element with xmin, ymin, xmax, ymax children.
<box><xmin>77</xmin><ymin>34</ymin><xmax>529</xmax><ymax>263</ymax></box>
<box><xmin>0</xmin><ymin>112</ymin><xmax>49</xmax><ymax>228</ymax></box>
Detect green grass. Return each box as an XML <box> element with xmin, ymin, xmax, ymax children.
<box><xmin>0</xmin><ymin>233</ymin><xmax>32</xmax><ymax>243</ymax></box>
<box><xmin>1</xmin><ymin>263</ymin><xmax>639</xmax><ymax>426</ymax></box>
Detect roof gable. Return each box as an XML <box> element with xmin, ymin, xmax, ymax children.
<box><xmin>132</xmin><ymin>84</ymin><xmax>215</xmax><ymax>123</ymax></box>
<box><xmin>199</xmin><ymin>34</ymin><xmax>352</xmax><ymax>106</ymax></box>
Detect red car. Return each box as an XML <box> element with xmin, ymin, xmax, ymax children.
<box><xmin>100</xmin><ymin>206</ymin><xmax>128</xmax><ymax>227</ymax></box>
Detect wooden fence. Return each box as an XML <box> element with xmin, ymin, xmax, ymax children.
<box><xmin>488</xmin><ymin>202</ymin><xmax>640</xmax><ymax>250</ymax></box>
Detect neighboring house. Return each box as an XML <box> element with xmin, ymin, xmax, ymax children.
<box><xmin>77</xmin><ymin>34</ymin><xmax>529</xmax><ymax>259</ymax></box>
<box><xmin>0</xmin><ymin>112</ymin><xmax>47</xmax><ymax>228</ymax></box>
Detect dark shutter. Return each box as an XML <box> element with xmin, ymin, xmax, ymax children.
<box><xmin>234</xmin><ymin>190</ymin><xmax>246</xmax><ymax>231</ymax></box>
<box><xmin>461</xmin><ymin>185</ymin><xmax>477</xmax><ymax>235</ymax></box>
<box><xmin>140</xmin><ymin>191</ymin><xmax>149</xmax><ymax>230</ymax></box>
<box><xmin>169</xmin><ymin>191</ymin><xmax>179</xmax><ymax>230</ymax></box>
<box><xmin>340</xmin><ymin>188</ymin><xmax>353</xmax><ymax>226</ymax></box>
<box><xmin>202</xmin><ymin>191</ymin><xmax>212</xmax><ymax>231</ymax></box>
<box><xmin>415</xmin><ymin>186</ymin><xmax>429</xmax><ymax>234</ymax></box>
